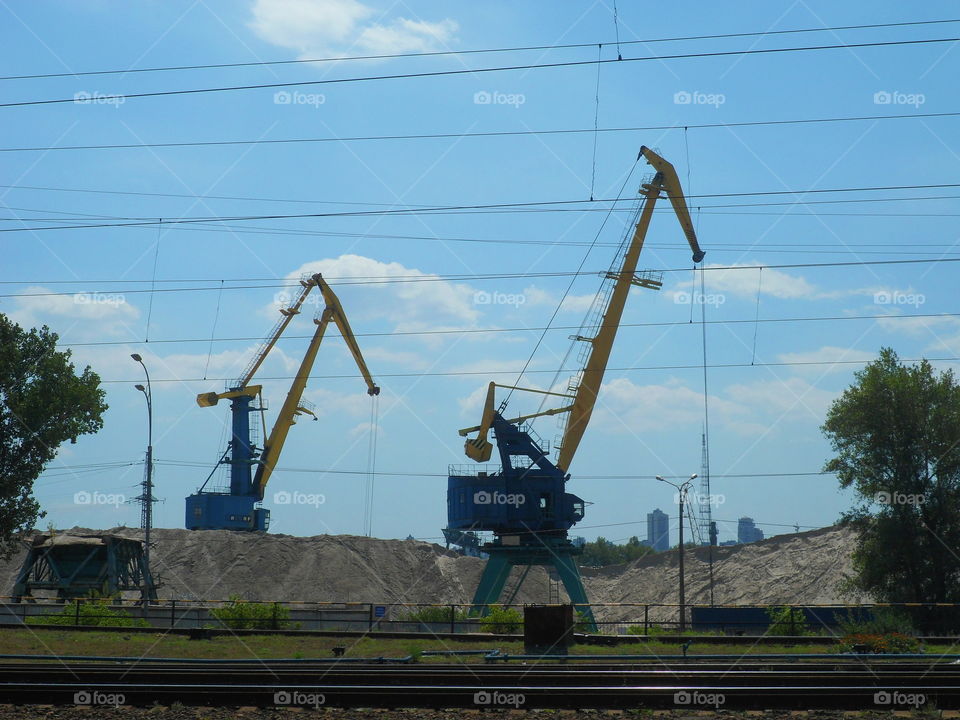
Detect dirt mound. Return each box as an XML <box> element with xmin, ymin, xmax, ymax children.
<box><xmin>2</xmin><ymin>525</ymin><xmax>861</xmax><ymax>616</ymax></box>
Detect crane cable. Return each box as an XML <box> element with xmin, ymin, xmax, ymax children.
<box><xmin>505</xmin><ymin>155</ymin><xmax>642</xmax><ymax>407</ymax></box>
<box><xmin>364</xmin><ymin>394</ymin><xmax>380</xmax><ymax>537</ymax></box>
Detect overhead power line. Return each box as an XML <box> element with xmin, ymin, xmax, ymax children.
<box><xmin>5</xmin><ymin>256</ymin><xmax>960</xmax><ymax>302</ymax></box>
<box><xmin>39</xmin><ymin>311</ymin><xmax>960</xmax><ymax>349</ymax></box>
<box><xmin>95</xmin><ymin>356</ymin><xmax>960</xmax><ymax>384</ymax></box>
<box><xmin>2</xmin><ymin>37</ymin><xmax>956</xmax><ymax>109</ymax></box>
<box><xmin>1</xmin><ymin>110</ymin><xmax>957</xmax><ymax>153</ymax></box>
<box><xmin>5</xmin><ymin>18</ymin><xmax>956</xmax><ymax>81</ymax></box>
<box><xmin>152</xmin><ymin>458</ymin><xmax>835</xmax><ymax>480</ymax></box>
<box><xmin>3</xmin><ymin>183</ymin><xmax>959</xmax><ymax>233</ymax></box>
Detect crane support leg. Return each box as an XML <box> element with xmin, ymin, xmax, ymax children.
<box><xmin>469</xmin><ymin>541</ymin><xmax>597</xmax><ymax>632</ymax></box>
<box><xmin>471</xmin><ymin>554</ymin><xmax>514</xmax><ymax>614</ymax></box>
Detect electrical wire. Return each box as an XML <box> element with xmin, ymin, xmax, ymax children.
<box><xmin>3</xmin><ymin>110</ymin><xmax>957</xmax><ymax>154</ymax></box>
<box><xmin>3</xmin><ymin>37</ymin><xmax>956</xmax><ymax>109</ymax></box>
<box><xmin>5</xmin><ymin>255</ymin><xmax>960</xmax><ymax>302</ymax></box>
<box><xmin>36</xmin><ymin>311</ymin><xmax>960</xmax><ymax>349</ymax></box>
<box><xmin>153</xmin><ymin>458</ymin><xmax>834</xmax><ymax>480</ymax></box>
<box><xmin>94</xmin><ymin>355</ymin><xmax>960</xmax><ymax>384</ymax></box>
<box><xmin>3</xmin><ymin>184</ymin><xmax>959</xmax><ymax>232</ymax></box>
<box><xmin>5</xmin><ymin>18</ymin><xmax>955</xmax><ymax>82</ymax></box>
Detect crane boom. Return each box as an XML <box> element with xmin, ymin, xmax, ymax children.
<box><xmin>253</xmin><ymin>275</ymin><xmax>379</xmax><ymax>499</ymax></box>
<box><xmin>196</xmin><ymin>273</ymin><xmax>320</xmax><ymax>408</ymax></box>
<box><xmin>554</xmin><ymin>146</ymin><xmax>704</xmax><ymax>472</ymax></box>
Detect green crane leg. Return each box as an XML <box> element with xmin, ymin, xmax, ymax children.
<box><xmin>554</xmin><ymin>552</ymin><xmax>597</xmax><ymax>632</ymax></box>
<box><xmin>470</xmin><ymin>553</ymin><xmax>514</xmax><ymax>615</ymax></box>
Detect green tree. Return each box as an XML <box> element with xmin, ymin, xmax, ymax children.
<box><xmin>822</xmin><ymin>347</ymin><xmax>960</xmax><ymax>603</ymax></box>
<box><xmin>579</xmin><ymin>535</ymin><xmax>654</xmax><ymax>567</ymax></box>
<box><xmin>0</xmin><ymin>315</ymin><xmax>107</xmax><ymax>549</ymax></box>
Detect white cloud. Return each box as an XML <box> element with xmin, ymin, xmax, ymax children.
<box><xmin>522</xmin><ymin>285</ymin><xmax>596</xmax><ymax>314</ymax></box>
<box><xmin>282</xmin><ymin>255</ymin><xmax>480</xmax><ymax>328</ymax></box>
<box><xmin>776</xmin><ymin>345</ymin><xmax>876</xmax><ymax>373</ymax></box>
<box><xmin>670</xmin><ymin>264</ymin><xmax>915</xmax><ymax>304</ymax></box>
<box><xmin>595</xmin><ymin>377</ymin><xmax>755</xmax><ymax>434</ymax></box>
<box><xmin>5</xmin><ymin>286</ymin><xmax>140</xmax><ymax>340</ymax></box>
<box><xmin>249</xmin><ymin>0</ymin><xmax>457</xmax><ymax>58</ymax></box>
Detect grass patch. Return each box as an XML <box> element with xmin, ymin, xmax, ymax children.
<box><xmin>0</xmin><ymin>628</ymin><xmax>917</xmax><ymax>662</ymax></box>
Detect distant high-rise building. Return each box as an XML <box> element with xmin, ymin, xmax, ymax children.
<box><xmin>737</xmin><ymin>517</ymin><xmax>765</xmax><ymax>544</ymax></box>
<box><xmin>647</xmin><ymin>508</ymin><xmax>670</xmax><ymax>551</ymax></box>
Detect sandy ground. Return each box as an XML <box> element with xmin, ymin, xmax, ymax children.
<box><xmin>1</xmin><ymin>524</ymin><xmax>865</xmax><ymax>620</ymax></box>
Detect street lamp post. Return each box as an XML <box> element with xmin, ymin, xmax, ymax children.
<box><xmin>131</xmin><ymin>354</ymin><xmax>154</xmax><ymax>598</ymax></box>
<box><xmin>656</xmin><ymin>473</ymin><xmax>698</xmax><ymax>633</ymax></box>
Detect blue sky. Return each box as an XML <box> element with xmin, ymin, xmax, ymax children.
<box><xmin>2</xmin><ymin>0</ymin><xmax>958</xmax><ymax>547</ymax></box>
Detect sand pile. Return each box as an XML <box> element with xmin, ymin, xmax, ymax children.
<box><xmin>1</xmin><ymin>525</ymin><xmax>861</xmax><ymax>617</ymax></box>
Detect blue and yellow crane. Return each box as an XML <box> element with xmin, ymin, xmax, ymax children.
<box><xmin>186</xmin><ymin>272</ymin><xmax>379</xmax><ymax>531</ymax></box>
<box><xmin>447</xmin><ymin>147</ymin><xmax>705</xmax><ymax>626</ymax></box>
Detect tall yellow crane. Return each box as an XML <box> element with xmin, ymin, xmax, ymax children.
<box><xmin>186</xmin><ymin>273</ymin><xmax>379</xmax><ymax>531</ymax></box>
<box><xmin>447</xmin><ymin>147</ymin><xmax>705</xmax><ymax>625</ymax></box>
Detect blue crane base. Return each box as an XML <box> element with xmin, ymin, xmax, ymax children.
<box><xmin>471</xmin><ymin>537</ymin><xmax>597</xmax><ymax>632</ymax></box>
<box><xmin>185</xmin><ymin>492</ymin><xmax>269</xmax><ymax>531</ymax></box>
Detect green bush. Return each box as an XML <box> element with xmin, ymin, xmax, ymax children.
<box><xmin>26</xmin><ymin>598</ymin><xmax>149</xmax><ymax>627</ymax></box>
<box><xmin>479</xmin><ymin>605</ymin><xmax>523</xmax><ymax>634</ymax></box>
<box><xmin>766</xmin><ymin>605</ymin><xmax>811</xmax><ymax>635</ymax></box>
<box><xmin>837</xmin><ymin>608</ymin><xmax>920</xmax><ymax>653</ymax></box>
<box><xmin>837</xmin><ymin>607</ymin><xmax>916</xmax><ymax>637</ymax></box>
<box><xmin>210</xmin><ymin>595</ymin><xmax>291</xmax><ymax>629</ymax></box>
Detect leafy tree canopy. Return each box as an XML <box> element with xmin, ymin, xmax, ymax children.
<box><xmin>0</xmin><ymin>314</ymin><xmax>107</xmax><ymax>548</ymax></box>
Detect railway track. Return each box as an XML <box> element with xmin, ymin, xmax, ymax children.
<box><xmin>1</xmin><ymin>656</ymin><xmax>957</xmax><ymax>709</ymax></box>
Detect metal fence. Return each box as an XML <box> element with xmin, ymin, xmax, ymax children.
<box><xmin>3</xmin><ymin>599</ymin><xmax>959</xmax><ymax>635</ymax></box>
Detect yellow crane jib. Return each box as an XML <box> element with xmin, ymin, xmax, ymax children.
<box><xmin>552</xmin><ymin>147</ymin><xmax>706</xmax><ymax>473</ymax></box>
<box><xmin>195</xmin><ymin>272</ymin><xmax>323</xmax><ymax>408</ymax></box>
<box><xmin>459</xmin><ymin>382</ymin><xmax>574</xmax><ymax>462</ymax></box>
<box><xmin>253</xmin><ymin>275</ymin><xmax>380</xmax><ymax>499</ymax></box>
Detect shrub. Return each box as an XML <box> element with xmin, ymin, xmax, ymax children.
<box><xmin>837</xmin><ymin>608</ymin><xmax>920</xmax><ymax>653</ymax></box>
<box><xmin>210</xmin><ymin>595</ymin><xmax>291</xmax><ymax>629</ymax></box>
<box><xmin>26</xmin><ymin>597</ymin><xmax>149</xmax><ymax>627</ymax></box>
<box><xmin>841</xmin><ymin>632</ymin><xmax>920</xmax><ymax>654</ymax></box>
<box><xmin>479</xmin><ymin>605</ymin><xmax>523</xmax><ymax>634</ymax></box>
<box><xmin>766</xmin><ymin>605</ymin><xmax>811</xmax><ymax>635</ymax></box>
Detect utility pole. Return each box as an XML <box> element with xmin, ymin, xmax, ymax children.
<box><xmin>657</xmin><ymin>474</ymin><xmax>697</xmax><ymax>633</ymax></box>
<box><xmin>131</xmin><ymin>353</ymin><xmax>156</xmax><ymax>601</ymax></box>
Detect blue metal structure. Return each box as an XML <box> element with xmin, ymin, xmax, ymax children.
<box><xmin>448</xmin><ymin>147</ymin><xmax>707</xmax><ymax>629</ymax></box>
<box><xmin>448</xmin><ymin>413</ymin><xmax>592</xmax><ymax>623</ymax></box>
